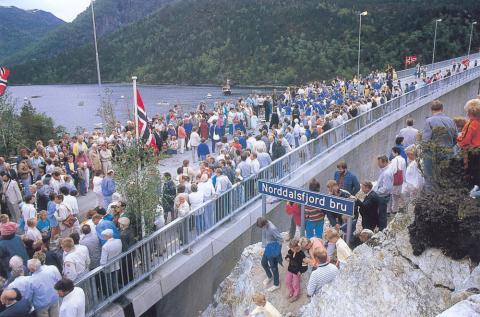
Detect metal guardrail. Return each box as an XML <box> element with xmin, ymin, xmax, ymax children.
<box><xmin>396</xmin><ymin>52</ymin><xmax>480</xmax><ymax>79</ymax></box>
<box><xmin>76</xmin><ymin>63</ymin><xmax>480</xmax><ymax>316</ymax></box>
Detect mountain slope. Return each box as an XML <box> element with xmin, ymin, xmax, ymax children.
<box><xmin>3</xmin><ymin>0</ymin><xmax>177</xmax><ymax>65</ymax></box>
<box><xmin>8</xmin><ymin>0</ymin><xmax>480</xmax><ymax>85</ymax></box>
<box><xmin>0</xmin><ymin>6</ymin><xmax>64</xmax><ymax>61</ymax></box>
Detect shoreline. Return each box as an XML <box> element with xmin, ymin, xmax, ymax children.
<box><xmin>9</xmin><ymin>82</ymin><xmax>288</xmax><ymax>90</ymax></box>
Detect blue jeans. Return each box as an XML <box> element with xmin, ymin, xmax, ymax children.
<box><xmin>21</xmin><ymin>177</ymin><xmax>31</xmax><ymax>196</ymax></box>
<box><xmin>261</xmin><ymin>253</ymin><xmax>280</xmax><ymax>286</ymax></box>
<box><xmin>305</xmin><ymin>220</ymin><xmax>324</xmax><ymax>239</ymax></box>
<box><xmin>211</xmin><ymin>140</ymin><xmax>217</xmax><ymax>153</ymax></box>
<box><xmin>79</xmin><ymin>179</ymin><xmax>86</xmax><ymax>195</ymax></box>
<box><xmin>103</xmin><ymin>195</ymin><xmax>112</xmax><ymax>208</ymax></box>
<box><xmin>204</xmin><ymin>204</ymin><xmax>214</xmax><ymax>229</ymax></box>
<box><xmin>378</xmin><ymin>195</ymin><xmax>390</xmax><ymax>230</ymax></box>
<box><xmin>195</xmin><ymin>213</ymin><xmax>205</xmax><ymax>234</ymax></box>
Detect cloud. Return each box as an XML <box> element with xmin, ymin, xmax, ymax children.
<box><xmin>0</xmin><ymin>0</ymin><xmax>91</xmax><ymax>22</ymax></box>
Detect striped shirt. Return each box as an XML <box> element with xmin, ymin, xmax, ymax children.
<box><xmin>307</xmin><ymin>262</ymin><xmax>339</xmax><ymax>296</ymax></box>
<box><xmin>305</xmin><ymin>206</ymin><xmax>325</xmax><ymax>221</ymax></box>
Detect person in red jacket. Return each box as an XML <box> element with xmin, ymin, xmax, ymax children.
<box><xmin>457</xmin><ymin>99</ymin><xmax>480</xmax><ymax>188</ymax></box>
<box><xmin>285</xmin><ymin>201</ymin><xmax>301</xmax><ymax>241</ymax></box>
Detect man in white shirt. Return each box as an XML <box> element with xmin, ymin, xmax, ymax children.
<box><xmin>49</xmin><ymin>171</ymin><xmax>64</xmax><ymax>195</ymax></box>
<box><xmin>373</xmin><ymin>155</ymin><xmax>394</xmax><ymax>231</ymax></box>
<box><xmin>55</xmin><ymin>278</ymin><xmax>85</xmax><ymax>317</ymax></box>
<box><xmin>307</xmin><ymin>248</ymin><xmax>338</xmax><ymax>297</ymax></box>
<box><xmin>249</xmin><ymin>153</ymin><xmax>261</xmax><ymax>174</ymax></box>
<box><xmin>61</xmin><ymin>187</ymin><xmax>79</xmax><ymax>216</ymax></box>
<box><xmin>398</xmin><ymin>118</ymin><xmax>419</xmax><ymax>147</ymax></box>
<box><xmin>61</xmin><ymin>237</ymin><xmax>89</xmax><ymax>281</ymax></box>
<box><xmin>252</xmin><ymin>137</ymin><xmax>267</xmax><ymax>155</ymax></box>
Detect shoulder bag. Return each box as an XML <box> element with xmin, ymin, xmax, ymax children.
<box><xmin>393</xmin><ymin>159</ymin><xmax>404</xmax><ymax>186</ymax></box>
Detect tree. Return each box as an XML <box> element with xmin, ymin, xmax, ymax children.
<box><xmin>96</xmin><ymin>88</ymin><xmax>117</xmax><ymax>135</ymax></box>
<box><xmin>0</xmin><ymin>92</ymin><xmax>21</xmax><ymax>156</ymax></box>
<box><xmin>113</xmin><ymin>141</ymin><xmax>161</xmax><ymax>239</ymax></box>
<box><xmin>408</xmin><ymin>134</ymin><xmax>480</xmax><ymax>262</ymax></box>
<box><xmin>17</xmin><ymin>99</ymin><xmax>57</xmax><ymax>149</ymax></box>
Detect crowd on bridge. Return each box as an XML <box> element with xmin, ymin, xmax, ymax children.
<box><xmin>247</xmin><ymin>94</ymin><xmax>480</xmax><ymax>315</ymax></box>
<box><xmin>0</xmin><ymin>57</ymin><xmax>478</xmax><ymax>316</ymax></box>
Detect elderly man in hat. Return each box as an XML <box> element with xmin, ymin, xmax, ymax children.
<box><xmin>0</xmin><ymin>222</ymin><xmax>28</xmax><ymax>277</ymax></box>
<box><xmin>100</xmin><ymin>229</ymin><xmax>122</xmax><ymax>293</ymax></box>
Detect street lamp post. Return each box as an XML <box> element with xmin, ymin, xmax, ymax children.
<box><xmin>91</xmin><ymin>0</ymin><xmax>102</xmax><ymax>93</ymax></box>
<box><xmin>357</xmin><ymin>11</ymin><xmax>368</xmax><ymax>80</ymax></box>
<box><xmin>431</xmin><ymin>18</ymin><xmax>442</xmax><ymax>67</ymax></box>
<box><xmin>468</xmin><ymin>21</ymin><xmax>477</xmax><ymax>58</ymax></box>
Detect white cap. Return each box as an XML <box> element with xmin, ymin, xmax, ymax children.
<box><xmin>101</xmin><ymin>229</ymin><xmax>113</xmax><ymax>237</ymax></box>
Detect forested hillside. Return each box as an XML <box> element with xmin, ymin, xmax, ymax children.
<box><xmin>7</xmin><ymin>0</ymin><xmax>480</xmax><ymax>85</ymax></box>
<box><xmin>0</xmin><ymin>6</ymin><xmax>64</xmax><ymax>61</ymax></box>
<box><xmin>2</xmin><ymin>0</ymin><xmax>177</xmax><ymax>66</ymax></box>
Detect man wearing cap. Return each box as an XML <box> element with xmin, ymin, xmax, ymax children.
<box><xmin>101</xmin><ymin>170</ymin><xmax>116</xmax><ymax>208</ymax></box>
<box><xmin>100</xmin><ymin>229</ymin><xmax>122</xmax><ymax>293</ymax></box>
<box><xmin>0</xmin><ymin>222</ymin><xmax>28</xmax><ymax>272</ymax></box>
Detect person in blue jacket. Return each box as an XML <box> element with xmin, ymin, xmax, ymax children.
<box><xmin>197</xmin><ymin>139</ymin><xmax>210</xmax><ymax>161</ymax></box>
<box><xmin>101</xmin><ymin>170</ymin><xmax>116</xmax><ymax>208</ymax></box>
<box><xmin>333</xmin><ymin>161</ymin><xmax>360</xmax><ymax>196</ymax></box>
<box><xmin>93</xmin><ymin>212</ymin><xmax>120</xmax><ymax>245</ymax></box>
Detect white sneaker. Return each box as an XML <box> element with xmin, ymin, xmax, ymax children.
<box><xmin>262</xmin><ymin>278</ymin><xmax>272</xmax><ymax>286</ymax></box>
<box><xmin>267</xmin><ymin>285</ymin><xmax>280</xmax><ymax>292</ymax></box>
<box><xmin>471</xmin><ymin>185</ymin><xmax>479</xmax><ymax>193</ymax></box>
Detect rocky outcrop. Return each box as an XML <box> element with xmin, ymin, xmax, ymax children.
<box><xmin>203</xmin><ymin>211</ymin><xmax>479</xmax><ymax>317</ymax></box>
<box><xmin>300</xmin><ymin>212</ymin><xmax>476</xmax><ymax>317</ymax></box>
<box><xmin>201</xmin><ymin>244</ymin><xmax>260</xmax><ymax>317</ymax></box>
<box><xmin>437</xmin><ymin>294</ymin><xmax>480</xmax><ymax>316</ymax></box>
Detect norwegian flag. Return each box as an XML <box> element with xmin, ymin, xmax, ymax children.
<box><xmin>0</xmin><ymin>67</ymin><xmax>10</xmax><ymax>96</ymax></box>
<box><xmin>136</xmin><ymin>89</ymin><xmax>158</xmax><ymax>151</ymax></box>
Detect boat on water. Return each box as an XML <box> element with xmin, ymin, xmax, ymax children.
<box><xmin>222</xmin><ymin>79</ymin><xmax>231</xmax><ymax>96</ymax></box>
<box><xmin>206</xmin><ymin>93</ymin><xmax>213</xmax><ymax>99</ymax></box>
<box><xmin>157</xmin><ymin>101</ymin><xmax>170</xmax><ymax>107</ymax></box>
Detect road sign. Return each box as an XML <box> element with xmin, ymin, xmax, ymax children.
<box><xmin>258</xmin><ymin>180</ymin><xmax>355</xmax><ymax>217</ymax></box>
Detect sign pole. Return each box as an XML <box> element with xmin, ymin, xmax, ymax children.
<box><xmin>300</xmin><ymin>205</ymin><xmax>305</xmax><ymax>237</ymax></box>
<box><xmin>346</xmin><ymin>217</ymin><xmax>353</xmax><ymax>245</ymax></box>
<box><xmin>261</xmin><ymin>195</ymin><xmax>266</xmax><ymax>247</ymax></box>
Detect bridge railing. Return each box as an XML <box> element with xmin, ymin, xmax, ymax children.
<box><xmin>396</xmin><ymin>52</ymin><xmax>480</xmax><ymax>78</ymax></box>
<box><xmin>76</xmin><ymin>64</ymin><xmax>480</xmax><ymax>316</ymax></box>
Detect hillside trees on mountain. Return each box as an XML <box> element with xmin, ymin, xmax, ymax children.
<box><xmin>6</xmin><ymin>0</ymin><xmax>480</xmax><ymax>86</ymax></box>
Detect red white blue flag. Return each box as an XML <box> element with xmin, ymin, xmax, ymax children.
<box><xmin>136</xmin><ymin>89</ymin><xmax>158</xmax><ymax>151</ymax></box>
<box><xmin>0</xmin><ymin>67</ymin><xmax>10</xmax><ymax>96</ymax></box>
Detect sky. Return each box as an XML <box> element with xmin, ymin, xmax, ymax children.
<box><xmin>0</xmin><ymin>0</ymin><xmax>91</xmax><ymax>22</ymax></box>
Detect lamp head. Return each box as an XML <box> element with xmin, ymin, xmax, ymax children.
<box><xmin>473</xmin><ymin>21</ymin><xmax>478</xmax><ymax>25</ymax></box>
<box><xmin>360</xmin><ymin>11</ymin><xmax>368</xmax><ymax>16</ymax></box>
<box><xmin>436</xmin><ymin>19</ymin><xmax>442</xmax><ymax>22</ymax></box>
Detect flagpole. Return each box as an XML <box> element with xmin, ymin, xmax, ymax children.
<box><xmin>132</xmin><ymin>76</ymin><xmax>139</xmax><ymax>141</ymax></box>
<box><xmin>132</xmin><ymin>76</ymin><xmax>145</xmax><ymax>237</ymax></box>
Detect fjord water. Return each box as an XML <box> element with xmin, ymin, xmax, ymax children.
<box><xmin>8</xmin><ymin>84</ymin><xmax>267</xmax><ymax>131</ymax></box>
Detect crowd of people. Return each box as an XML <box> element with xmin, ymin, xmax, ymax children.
<box><xmin>247</xmin><ymin>95</ymin><xmax>480</xmax><ymax>315</ymax></box>
<box><xmin>0</xmin><ymin>57</ymin><xmax>478</xmax><ymax>316</ymax></box>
